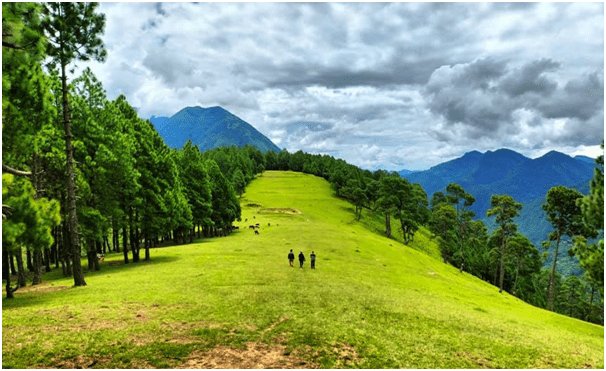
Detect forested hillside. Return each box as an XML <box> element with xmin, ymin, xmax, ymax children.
<box><xmin>2</xmin><ymin>3</ymin><xmax>263</xmax><ymax>294</ymax></box>
<box><xmin>404</xmin><ymin>148</ymin><xmax>597</xmax><ymax>275</ymax></box>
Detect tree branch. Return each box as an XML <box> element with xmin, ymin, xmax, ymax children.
<box><xmin>2</xmin><ymin>164</ymin><xmax>32</xmax><ymax>177</ymax></box>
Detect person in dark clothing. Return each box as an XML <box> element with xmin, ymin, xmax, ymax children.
<box><xmin>310</xmin><ymin>251</ymin><xmax>316</xmax><ymax>269</ymax></box>
<box><xmin>288</xmin><ymin>249</ymin><xmax>295</xmax><ymax>267</ymax></box>
<box><xmin>298</xmin><ymin>251</ymin><xmax>305</xmax><ymax>268</ymax></box>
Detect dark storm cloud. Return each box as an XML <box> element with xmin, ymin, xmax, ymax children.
<box><xmin>424</xmin><ymin>57</ymin><xmax>604</xmax><ymax>144</ymax></box>
<box><xmin>499</xmin><ymin>59</ymin><xmax>560</xmax><ymax>97</ymax></box>
<box><xmin>537</xmin><ymin>72</ymin><xmax>604</xmax><ymax>121</ymax></box>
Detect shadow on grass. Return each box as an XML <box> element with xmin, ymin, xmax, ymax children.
<box><xmin>2</xmin><ymin>255</ymin><xmax>179</xmax><ymax>309</ymax></box>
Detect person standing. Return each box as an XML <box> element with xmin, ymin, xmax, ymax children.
<box><xmin>310</xmin><ymin>251</ymin><xmax>316</xmax><ymax>269</ymax></box>
<box><xmin>298</xmin><ymin>251</ymin><xmax>305</xmax><ymax>268</ymax></box>
<box><xmin>288</xmin><ymin>249</ymin><xmax>295</xmax><ymax>267</ymax></box>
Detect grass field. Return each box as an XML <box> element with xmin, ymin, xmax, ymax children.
<box><xmin>2</xmin><ymin>171</ymin><xmax>604</xmax><ymax>368</ymax></box>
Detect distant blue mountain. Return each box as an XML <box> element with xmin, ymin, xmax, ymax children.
<box><xmin>403</xmin><ymin>148</ymin><xmax>597</xmax><ymax>275</ymax></box>
<box><xmin>398</xmin><ymin>169</ymin><xmax>416</xmax><ymax>177</ymax></box>
<box><xmin>150</xmin><ymin>106</ymin><xmax>280</xmax><ymax>152</ymax></box>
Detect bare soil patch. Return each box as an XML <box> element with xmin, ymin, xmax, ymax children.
<box><xmin>49</xmin><ymin>355</ymin><xmax>112</xmax><ymax>368</ymax></box>
<box><xmin>18</xmin><ymin>283</ymin><xmax>69</xmax><ymax>294</ymax></box>
<box><xmin>328</xmin><ymin>343</ymin><xmax>360</xmax><ymax>367</ymax></box>
<box><xmin>178</xmin><ymin>342</ymin><xmax>314</xmax><ymax>369</ymax></box>
<box><xmin>456</xmin><ymin>351</ymin><xmax>494</xmax><ymax>368</ymax></box>
<box><xmin>259</xmin><ymin>208</ymin><xmax>302</xmax><ymax>215</ymax></box>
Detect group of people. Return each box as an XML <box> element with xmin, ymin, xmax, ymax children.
<box><xmin>288</xmin><ymin>249</ymin><xmax>316</xmax><ymax>269</ymax></box>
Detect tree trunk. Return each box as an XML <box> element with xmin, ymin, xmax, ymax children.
<box><xmin>385</xmin><ymin>213</ymin><xmax>391</xmax><ymax>238</ymax></box>
<box><xmin>587</xmin><ymin>286</ymin><xmax>595</xmax><ymax>321</ymax></box>
<box><xmin>103</xmin><ymin>235</ymin><xmax>109</xmax><ymax>254</ymax></box>
<box><xmin>94</xmin><ymin>240</ymin><xmax>101</xmax><ymax>271</ymax></box>
<box><xmin>26</xmin><ymin>249</ymin><xmax>34</xmax><ymax>272</ymax></box>
<box><xmin>498</xmin><ymin>236</ymin><xmax>506</xmax><ymax>293</ymax></box>
<box><xmin>144</xmin><ymin>238</ymin><xmax>150</xmax><ymax>261</ymax></box>
<box><xmin>87</xmin><ymin>240</ymin><xmax>95</xmax><ymax>271</ymax></box>
<box><xmin>62</xmin><ymin>222</ymin><xmax>72</xmax><ymax>277</ymax></box>
<box><xmin>44</xmin><ymin>248</ymin><xmax>52</xmax><ymax>273</ymax></box>
<box><xmin>2</xmin><ymin>245</ymin><xmax>9</xmax><ymax>281</ymax></box>
<box><xmin>130</xmin><ymin>220</ymin><xmax>139</xmax><ymax>263</ymax></box>
<box><xmin>547</xmin><ymin>234</ymin><xmax>561</xmax><ymax>311</ymax></box>
<box><xmin>122</xmin><ymin>226</ymin><xmax>129</xmax><ymax>264</ymax></box>
<box><xmin>32</xmin><ymin>250</ymin><xmax>43</xmax><ymax>285</ymax></box>
<box><xmin>9</xmin><ymin>249</ymin><xmax>17</xmax><ymax>276</ymax></box>
<box><xmin>53</xmin><ymin>226</ymin><xmax>60</xmax><ymax>269</ymax></box>
<box><xmin>61</xmin><ymin>62</ymin><xmax>86</xmax><ymax>287</ymax></box>
<box><xmin>15</xmin><ymin>247</ymin><xmax>27</xmax><ymax>288</ymax></box>
<box><xmin>113</xmin><ymin>226</ymin><xmax>119</xmax><ymax>252</ymax></box>
<box><xmin>512</xmin><ymin>257</ymin><xmax>521</xmax><ymax>296</ymax></box>
<box><xmin>4</xmin><ymin>245</ymin><xmax>14</xmax><ymax>299</ymax></box>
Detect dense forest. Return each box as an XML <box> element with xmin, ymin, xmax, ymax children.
<box><xmin>2</xmin><ymin>2</ymin><xmax>603</xmax><ymax>325</ymax></box>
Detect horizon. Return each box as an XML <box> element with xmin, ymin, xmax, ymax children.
<box><xmin>82</xmin><ymin>2</ymin><xmax>604</xmax><ymax>170</ymax></box>
<box><xmin>147</xmin><ymin>104</ymin><xmax>603</xmax><ymax>172</ymax></box>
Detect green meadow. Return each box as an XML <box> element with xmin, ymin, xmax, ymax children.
<box><xmin>2</xmin><ymin>171</ymin><xmax>603</xmax><ymax>368</ymax></box>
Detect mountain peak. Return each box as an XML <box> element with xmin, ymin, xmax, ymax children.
<box><xmin>462</xmin><ymin>150</ymin><xmax>482</xmax><ymax>158</ymax></box>
<box><xmin>175</xmin><ymin>106</ymin><xmax>229</xmax><ymax>117</ymax></box>
<box><xmin>536</xmin><ymin>150</ymin><xmax>571</xmax><ymax>162</ymax></box>
<box><xmin>150</xmin><ymin>106</ymin><xmax>280</xmax><ymax>152</ymax></box>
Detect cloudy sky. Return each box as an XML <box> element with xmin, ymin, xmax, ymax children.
<box><xmin>83</xmin><ymin>2</ymin><xmax>604</xmax><ymax>170</ymax></box>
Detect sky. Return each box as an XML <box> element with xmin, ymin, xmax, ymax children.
<box><xmin>82</xmin><ymin>2</ymin><xmax>604</xmax><ymax>170</ymax></box>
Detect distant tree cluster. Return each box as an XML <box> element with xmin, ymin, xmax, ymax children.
<box><xmin>426</xmin><ymin>174</ymin><xmax>603</xmax><ymax>324</ymax></box>
<box><xmin>264</xmin><ymin>150</ymin><xmax>429</xmax><ymax>243</ymax></box>
<box><xmin>2</xmin><ymin>3</ymin><xmax>261</xmax><ymax>294</ymax></box>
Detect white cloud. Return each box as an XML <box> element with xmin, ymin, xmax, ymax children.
<box><xmin>81</xmin><ymin>2</ymin><xmax>603</xmax><ymax>170</ymax></box>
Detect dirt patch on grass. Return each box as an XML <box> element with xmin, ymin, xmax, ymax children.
<box><xmin>18</xmin><ymin>283</ymin><xmax>69</xmax><ymax>294</ymax></box>
<box><xmin>259</xmin><ymin>208</ymin><xmax>302</xmax><ymax>215</ymax></box>
<box><xmin>330</xmin><ymin>343</ymin><xmax>360</xmax><ymax>367</ymax></box>
<box><xmin>456</xmin><ymin>351</ymin><xmax>494</xmax><ymax>368</ymax></box>
<box><xmin>128</xmin><ymin>321</ymin><xmax>226</xmax><ymax>346</ymax></box>
<box><xmin>50</xmin><ymin>355</ymin><xmax>112</xmax><ymax>368</ymax></box>
<box><xmin>178</xmin><ymin>342</ymin><xmax>313</xmax><ymax>369</ymax></box>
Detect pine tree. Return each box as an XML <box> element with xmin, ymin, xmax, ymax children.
<box><xmin>487</xmin><ymin>194</ymin><xmax>522</xmax><ymax>293</ymax></box>
<box><xmin>41</xmin><ymin>2</ymin><xmax>107</xmax><ymax>286</ymax></box>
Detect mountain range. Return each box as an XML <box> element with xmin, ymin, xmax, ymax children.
<box><xmin>402</xmin><ymin>148</ymin><xmax>597</xmax><ymax>275</ymax></box>
<box><xmin>150</xmin><ymin>106</ymin><xmax>280</xmax><ymax>152</ymax></box>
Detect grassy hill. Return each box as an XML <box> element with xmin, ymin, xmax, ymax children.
<box><xmin>2</xmin><ymin>171</ymin><xmax>603</xmax><ymax>368</ymax></box>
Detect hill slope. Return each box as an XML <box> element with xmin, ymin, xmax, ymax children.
<box><xmin>2</xmin><ymin>171</ymin><xmax>603</xmax><ymax>368</ymax></box>
<box><xmin>149</xmin><ymin>106</ymin><xmax>280</xmax><ymax>152</ymax></box>
<box><xmin>404</xmin><ymin>149</ymin><xmax>595</xmax><ymax>273</ymax></box>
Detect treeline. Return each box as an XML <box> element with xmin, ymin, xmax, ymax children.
<box><xmin>2</xmin><ymin>3</ymin><xmax>263</xmax><ymax>295</ymax></box>
<box><xmin>262</xmin><ymin>149</ymin><xmax>604</xmax><ymax>324</ymax></box>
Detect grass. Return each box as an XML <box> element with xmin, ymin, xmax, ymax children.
<box><xmin>2</xmin><ymin>170</ymin><xmax>604</xmax><ymax>368</ymax></box>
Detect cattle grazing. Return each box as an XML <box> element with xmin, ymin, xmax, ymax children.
<box><xmin>254</xmin><ymin>230</ymin><xmax>259</xmax><ymax>235</ymax></box>
<box><xmin>249</xmin><ymin>225</ymin><xmax>255</xmax><ymax>229</ymax></box>
<box><xmin>268</xmin><ymin>223</ymin><xmax>271</xmax><ymax>227</ymax></box>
